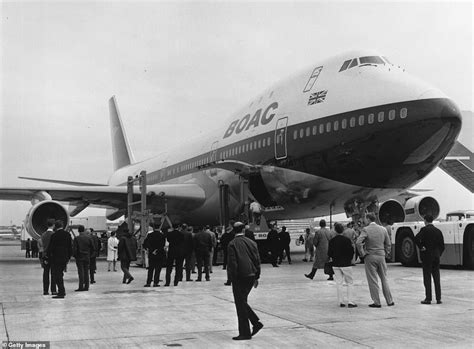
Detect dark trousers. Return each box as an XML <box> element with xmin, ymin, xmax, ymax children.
<box><xmin>166</xmin><ymin>253</ymin><xmax>184</xmax><ymax>285</ymax></box>
<box><xmin>422</xmin><ymin>255</ymin><xmax>441</xmax><ymax>301</ymax></box>
<box><xmin>51</xmin><ymin>263</ymin><xmax>67</xmax><ymax>296</ymax></box>
<box><xmin>42</xmin><ymin>263</ymin><xmax>56</xmax><ymax>294</ymax></box>
<box><xmin>147</xmin><ymin>258</ymin><xmax>163</xmax><ymax>285</ymax></box>
<box><xmin>278</xmin><ymin>244</ymin><xmax>291</xmax><ymax>263</ymax></box>
<box><xmin>269</xmin><ymin>248</ymin><xmax>279</xmax><ymax>266</ymax></box>
<box><xmin>121</xmin><ymin>259</ymin><xmax>132</xmax><ymax>282</ymax></box>
<box><xmin>26</xmin><ymin>250</ymin><xmax>31</xmax><ymax>258</ymax></box>
<box><xmin>76</xmin><ymin>260</ymin><xmax>90</xmax><ymax>290</ymax></box>
<box><xmin>222</xmin><ymin>246</ymin><xmax>229</xmax><ymax>268</ymax></box>
<box><xmin>184</xmin><ymin>252</ymin><xmax>194</xmax><ymax>280</ymax></box>
<box><xmin>232</xmin><ymin>276</ymin><xmax>260</xmax><ymax>337</ymax></box>
<box><xmin>89</xmin><ymin>257</ymin><xmax>97</xmax><ymax>282</ymax></box>
<box><xmin>196</xmin><ymin>250</ymin><xmax>211</xmax><ymax>281</ymax></box>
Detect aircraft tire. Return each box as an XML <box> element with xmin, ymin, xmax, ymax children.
<box><xmin>463</xmin><ymin>225</ymin><xmax>474</xmax><ymax>269</ymax></box>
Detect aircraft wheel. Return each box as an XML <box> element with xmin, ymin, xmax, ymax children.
<box><xmin>463</xmin><ymin>225</ymin><xmax>474</xmax><ymax>269</ymax></box>
<box><xmin>397</xmin><ymin>230</ymin><xmax>418</xmax><ymax>266</ymax></box>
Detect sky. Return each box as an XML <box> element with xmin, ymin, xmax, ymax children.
<box><xmin>1</xmin><ymin>1</ymin><xmax>473</xmax><ymax>225</ymax></box>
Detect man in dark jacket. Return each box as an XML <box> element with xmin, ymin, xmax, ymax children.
<box><xmin>143</xmin><ymin>224</ymin><xmax>166</xmax><ymax>287</ymax></box>
<box><xmin>47</xmin><ymin>220</ymin><xmax>72</xmax><ymax>298</ymax></box>
<box><xmin>415</xmin><ymin>215</ymin><xmax>445</xmax><ymax>304</ymax></box>
<box><xmin>193</xmin><ymin>226</ymin><xmax>213</xmax><ymax>281</ymax></box>
<box><xmin>73</xmin><ymin>225</ymin><xmax>94</xmax><ymax>291</ymax></box>
<box><xmin>89</xmin><ymin>229</ymin><xmax>101</xmax><ymax>284</ymax></box>
<box><xmin>181</xmin><ymin>224</ymin><xmax>195</xmax><ymax>282</ymax></box>
<box><xmin>266</xmin><ymin>224</ymin><xmax>279</xmax><ymax>267</ymax></box>
<box><xmin>165</xmin><ymin>226</ymin><xmax>184</xmax><ymax>286</ymax></box>
<box><xmin>41</xmin><ymin>219</ymin><xmax>56</xmax><ymax>295</ymax></box>
<box><xmin>227</xmin><ymin>222</ymin><xmax>263</xmax><ymax>341</ymax></box>
<box><xmin>278</xmin><ymin>226</ymin><xmax>292</xmax><ymax>264</ymax></box>
<box><xmin>118</xmin><ymin>228</ymin><xmax>137</xmax><ymax>284</ymax></box>
<box><xmin>328</xmin><ymin>222</ymin><xmax>356</xmax><ymax>307</ymax></box>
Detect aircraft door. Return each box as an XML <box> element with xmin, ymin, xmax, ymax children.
<box><xmin>275</xmin><ymin>117</ymin><xmax>288</xmax><ymax>160</ymax></box>
<box><xmin>209</xmin><ymin>141</ymin><xmax>219</xmax><ymax>176</ymax></box>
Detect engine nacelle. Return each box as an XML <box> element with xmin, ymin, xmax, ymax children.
<box><xmin>404</xmin><ymin>196</ymin><xmax>440</xmax><ymax>222</ymax></box>
<box><xmin>377</xmin><ymin>199</ymin><xmax>406</xmax><ymax>225</ymax></box>
<box><xmin>25</xmin><ymin>200</ymin><xmax>69</xmax><ymax>240</ymax></box>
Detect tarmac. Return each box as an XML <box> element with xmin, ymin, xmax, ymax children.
<box><xmin>0</xmin><ymin>240</ymin><xmax>473</xmax><ymax>349</ymax></box>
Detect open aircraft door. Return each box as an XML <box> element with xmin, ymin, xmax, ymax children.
<box><xmin>275</xmin><ymin>117</ymin><xmax>288</xmax><ymax>160</ymax></box>
<box><xmin>209</xmin><ymin>141</ymin><xmax>219</xmax><ymax>176</ymax></box>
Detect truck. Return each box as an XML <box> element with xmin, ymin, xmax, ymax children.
<box><xmin>390</xmin><ymin>210</ymin><xmax>474</xmax><ymax>269</ymax></box>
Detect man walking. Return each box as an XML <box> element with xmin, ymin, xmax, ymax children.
<box><xmin>143</xmin><ymin>224</ymin><xmax>166</xmax><ymax>287</ymax></box>
<box><xmin>118</xmin><ymin>228</ymin><xmax>137</xmax><ymax>284</ymax></box>
<box><xmin>227</xmin><ymin>222</ymin><xmax>263</xmax><ymax>341</ymax></box>
<box><xmin>415</xmin><ymin>215</ymin><xmax>445</xmax><ymax>304</ymax></box>
<box><xmin>278</xmin><ymin>226</ymin><xmax>292</xmax><ymax>264</ymax></box>
<box><xmin>266</xmin><ymin>223</ymin><xmax>279</xmax><ymax>267</ymax></box>
<box><xmin>305</xmin><ymin>220</ymin><xmax>334</xmax><ymax>280</ymax></box>
<box><xmin>73</xmin><ymin>225</ymin><xmax>94</xmax><ymax>292</ymax></box>
<box><xmin>47</xmin><ymin>220</ymin><xmax>72</xmax><ymax>299</ymax></box>
<box><xmin>356</xmin><ymin>213</ymin><xmax>394</xmax><ymax>308</ymax></box>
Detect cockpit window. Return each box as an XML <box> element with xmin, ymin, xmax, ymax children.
<box><xmin>359</xmin><ymin>56</ymin><xmax>385</xmax><ymax>65</ymax></box>
<box><xmin>348</xmin><ymin>58</ymin><xmax>359</xmax><ymax>69</ymax></box>
<box><xmin>383</xmin><ymin>56</ymin><xmax>392</xmax><ymax>64</ymax></box>
<box><xmin>339</xmin><ymin>60</ymin><xmax>351</xmax><ymax>72</ymax></box>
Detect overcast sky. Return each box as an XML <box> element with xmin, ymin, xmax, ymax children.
<box><xmin>1</xmin><ymin>1</ymin><xmax>472</xmax><ymax>225</ymax></box>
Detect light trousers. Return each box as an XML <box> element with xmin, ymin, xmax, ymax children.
<box><xmin>364</xmin><ymin>254</ymin><xmax>393</xmax><ymax>305</ymax></box>
<box><xmin>333</xmin><ymin>266</ymin><xmax>354</xmax><ymax>305</ymax></box>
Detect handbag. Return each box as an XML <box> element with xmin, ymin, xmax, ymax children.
<box><xmin>324</xmin><ymin>261</ymin><xmax>334</xmax><ymax>275</ymax></box>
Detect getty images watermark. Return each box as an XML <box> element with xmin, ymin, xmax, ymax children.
<box><xmin>1</xmin><ymin>342</ymin><xmax>50</xmax><ymax>349</ymax></box>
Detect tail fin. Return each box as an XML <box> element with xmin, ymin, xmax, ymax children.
<box><xmin>109</xmin><ymin>96</ymin><xmax>135</xmax><ymax>171</ymax></box>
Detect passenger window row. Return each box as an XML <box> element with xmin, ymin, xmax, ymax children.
<box><xmin>293</xmin><ymin>107</ymin><xmax>408</xmax><ymax>140</ymax></box>
<box><xmin>219</xmin><ymin>136</ymin><xmax>272</xmax><ymax>161</ymax></box>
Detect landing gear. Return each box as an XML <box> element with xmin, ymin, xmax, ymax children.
<box><xmin>397</xmin><ymin>229</ymin><xmax>418</xmax><ymax>266</ymax></box>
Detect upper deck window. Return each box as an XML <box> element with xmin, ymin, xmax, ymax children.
<box><xmin>359</xmin><ymin>56</ymin><xmax>385</xmax><ymax>65</ymax></box>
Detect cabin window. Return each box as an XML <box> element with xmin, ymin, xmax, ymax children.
<box><xmin>262</xmin><ymin>138</ymin><xmax>266</xmax><ymax>147</ymax></box>
<box><xmin>306</xmin><ymin>127</ymin><xmax>310</xmax><ymax>137</ymax></box>
<box><xmin>300</xmin><ymin>129</ymin><xmax>304</xmax><ymax>138</ymax></box>
<box><xmin>359</xmin><ymin>115</ymin><xmax>364</xmax><ymax>126</ymax></box>
<box><xmin>334</xmin><ymin>120</ymin><xmax>339</xmax><ymax>131</ymax></box>
<box><xmin>319</xmin><ymin>124</ymin><xmax>324</xmax><ymax>134</ymax></box>
<box><xmin>389</xmin><ymin>109</ymin><xmax>396</xmax><ymax>120</ymax></box>
<box><xmin>341</xmin><ymin>119</ymin><xmax>347</xmax><ymax>129</ymax></box>
<box><xmin>293</xmin><ymin>130</ymin><xmax>297</xmax><ymax>140</ymax></box>
<box><xmin>250</xmin><ymin>142</ymin><xmax>253</xmax><ymax>151</ymax></box>
<box><xmin>368</xmin><ymin>113</ymin><xmax>374</xmax><ymax>124</ymax></box>
<box><xmin>400</xmin><ymin>108</ymin><xmax>408</xmax><ymax>119</ymax></box>
<box><xmin>378</xmin><ymin>111</ymin><xmax>384</xmax><ymax>122</ymax></box>
<box><xmin>350</xmin><ymin>117</ymin><xmax>356</xmax><ymax>128</ymax></box>
<box><xmin>312</xmin><ymin>125</ymin><xmax>317</xmax><ymax>135</ymax></box>
<box><xmin>326</xmin><ymin>122</ymin><xmax>331</xmax><ymax>132</ymax></box>
<box><xmin>267</xmin><ymin>137</ymin><xmax>271</xmax><ymax>146</ymax></box>
<box><xmin>258</xmin><ymin>139</ymin><xmax>262</xmax><ymax>148</ymax></box>
<box><xmin>254</xmin><ymin>141</ymin><xmax>257</xmax><ymax>149</ymax></box>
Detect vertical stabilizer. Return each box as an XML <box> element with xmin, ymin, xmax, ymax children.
<box><xmin>109</xmin><ymin>96</ymin><xmax>135</xmax><ymax>170</ymax></box>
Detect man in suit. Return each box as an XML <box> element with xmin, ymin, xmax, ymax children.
<box><xmin>193</xmin><ymin>226</ymin><xmax>213</xmax><ymax>282</ymax></box>
<box><xmin>118</xmin><ymin>228</ymin><xmax>137</xmax><ymax>284</ymax></box>
<box><xmin>266</xmin><ymin>223</ymin><xmax>280</xmax><ymax>267</ymax></box>
<box><xmin>89</xmin><ymin>229</ymin><xmax>101</xmax><ymax>284</ymax></box>
<box><xmin>181</xmin><ymin>224</ymin><xmax>195</xmax><ymax>282</ymax></box>
<box><xmin>164</xmin><ymin>225</ymin><xmax>184</xmax><ymax>286</ymax></box>
<box><xmin>356</xmin><ymin>213</ymin><xmax>394</xmax><ymax>308</ymax></box>
<box><xmin>47</xmin><ymin>220</ymin><xmax>72</xmax><ymax>299</ymax></box>
<box><xmin>278</xmin><ymin>226</ymin><xmax>292</xmax><ymax>264</ymax></box>
<box><xmin>227</xmin><ymin>222</ymin><xmax>263</xmax><ymax>341</ymax></box>
<box><xmin>415</xmin><ymin>214</ymin><xmax>445</xmax><ymax>304</ymax></box>
<box><xmin>40</xmin><ymin>219</ymin><xmax>56</xmax><ymax>295</ymax></box>
<box><xmin>73</xmin><ymin>225</ymin><xmax>94</xmax><ymax>291</ymax></box>
<box><xmin>143</xmin><ymin>223</ymin><xmax>166</xmax><ymax>287</ymax></box>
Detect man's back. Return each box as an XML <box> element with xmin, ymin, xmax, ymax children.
<box><xmin>48</xmin><ymin>229</ymin><xmax>72</xmax><ymax>264</ymax></box>
<box><xmin>144</xmin><ymin>231</ymin><xmax>166</xmax><ymax>259</ymax></box>
<box><xmin>416</xmin><ymin>224</ymin><xmax>445</xmax><ymax>258</ymax></box>
<box><xmin>227</xmin><ymin>235</ymin><xmax>261</xmax><ymax>281</ymax></box>
<box><xmin>193</xmin><ymin>231</ymin><xmax>212</xmax><ymax>253</ymax></box>
<box><xmin>74</xmin><ymin>234</ymin><xmax>93</xmax><ymax>261</ymax></box>
<box><xmin>357</xmin><ymin>223</ymin><xmax>390</xmax><ymax>256</ymax></box>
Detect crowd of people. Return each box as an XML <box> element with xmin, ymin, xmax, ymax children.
<box><xmin>33</xmin><ymin>212</ymin><xmax>445</xmax><ymax>340</ymax></box>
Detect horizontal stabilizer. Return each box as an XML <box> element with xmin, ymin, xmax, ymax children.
<box><xmin>439</xmin><ymin>141</ymin><xmax>474</xmax><ymax>193</ymax></box>
<box><xmin>19</xmin><ymin>176</ymin><xmax>108</xmax><ymax>187</ymax></box>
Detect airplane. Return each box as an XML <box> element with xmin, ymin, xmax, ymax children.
<box><xmin>0</xmin><ymin>49</ymin><xmax>463</xmax><ymax>240</ymax></box>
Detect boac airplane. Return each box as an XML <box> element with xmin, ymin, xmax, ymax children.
<box><xmin>0</xmin><ymin>50</ymin><xmax>462</xmax><ymax>239</ymax></box>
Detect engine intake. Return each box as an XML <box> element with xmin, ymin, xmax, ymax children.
<box><xmin>377</xmin><ymin>200</ymin><xmax>405</xmax><ymax>225</ymax></box>
<box><xmin>25</xmin><ymin>200</ymin><xmax>69</xmax><ymax>240</ymax></box>
<box><xmin>404</xmin><ymin>196</ymin><xmax>440</xmax><ymax>222</ymax></box>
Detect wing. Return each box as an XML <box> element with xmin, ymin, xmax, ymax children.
<box><xmin>0</xmin><ymin>184</ymin><xmax>206</xmax><ymax>216</ymax></box>
<box><xmin>439</xmin><ymin>140</ymin><xmax>474</xmax><ymax>193</ymax></box>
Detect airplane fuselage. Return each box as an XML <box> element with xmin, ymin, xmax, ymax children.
<box><xmin>108</xmin><ymin>50</ymin><xmax>462</xmax><ymax>225</ymax></box>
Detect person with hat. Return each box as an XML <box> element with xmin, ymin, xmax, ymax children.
<box><xmin>227</xmin><ymin>221</ymin><xmax>263</xmax><ymax>340</ymax></box>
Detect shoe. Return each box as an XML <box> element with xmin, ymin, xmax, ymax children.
<box><xmin>114</xmin><ymin>269</ymin><xmax>117</xmax><ymax>272</ymax></box>
<box><xmin>368</xmin><ymin>304</ymin><xmax>381</xmax><ymax>308</ymax></box>
<box><xmin>327</xmin><ymin>276</ymin><xmax>334</xmax><ymax>281</ymax></box>
<box><xmin>52</xmin><ymin>295</ymin><xmax>65</xmax><ymax>299</ymax></box>
<box><xmin>421</xmin><ymin>300</ymin><xmax>431</xmax><ymax>304</ymax></box>
<box><xmin>144</xmin><ymin>284</ymin><xmax>151</xmax><ymax>287</ymax></box>
<box><xmin>224</xmin><ymin>281</ymin><xmax>231</xmax><ymax>286</ymax></box>
<box><xmin>387</xmin><ymin>302</ymin><xmax>395</xmax><ymax>306</ymax></box>
<box><xmin>273</xmin><ymin>264</ymin><xmax>279</xmax><ymax>267</ymax></box>
<box><xmin>289</xmin><ymin>261</ymin><xmax>292</xmax><ymax>264</ymax></box>
<box><xmin>173</xmin><ymin>282</ymin><xmax>179</xmax><ymax>286</ymax></box>
<box><xmin>126</xmin><ymin>277</ymin><xmax>134</xmax><ymax>284</ymax></box>
<box><xmin>348</xmin><ymin>303</ymin><xmax>358</xmax><ymax>308</ymax></box>
<box><xmin>340</xmin><ymin>303</ymin><xmax>346</xmax><ymax>307</ymax></box>
<box><xmin>309</xmin><ymin>259</ymin><xmax>313</xmax><ymax>262</ymax></box>
<box><xmin>75</xmin><ymin>288</ymin><xmax>84</xmax><ymax>292</ymax></box>
<box><xmin>122</xmin><ymin>280</ymin><xmax>126</xmax><ymax>284</ymax></box>
<box><xmin>232</xmin><ymin>335</ymin><xmax>251</xmax><ymax>341</ymax></box>
<box><xmin>108</xmin><ymin>269</ymin><xmax>110</xmax><ymax>272</ymax></box>
<box><xmin>205</xmin><ymin>278</ymin><xmax>210</xmax><ymax>281</ymax></box>
<box><xmin>223</xmin><ymin>266</ymin><xmax>226</xmax><ymax>270</ymax></box>
<box><xmin>43</xmin><ymin>292</ymin><xmax>49</xmax><ymax>295</ymax></box>
<box><xmin>153</xmin><ymin>284</ymin><xmax>160</xmax><ymax>287</ymax></box>
<box><xmin>186</xmin><ymin>278</ymin><xmax>193</xmax><ymax>282</ymax></box>
<box><xmin>304</xmin><ymin>274</ymin><xmax>314</xmax><ymax>280</ymax></box>
<box><xmin>251</xmin><ymin>322</ymin><xmax>264</xmax><ymax>336</ymax></box>
<box><xmin>436</xmin><ymin>300</ymin><xmax>442</xmax><ymax>304</ymax></box>
<box><xmin>164</xmin><ymin>284</ymin><xmax>170</xmax><ymax>287</ymax></box>
<box><xmin>83</xmin><ymin>288</ymin><xmax>89</xmax><ymax>291</ymax></box>
<box><xmin>195</xmin><ymin>279</ymin><xmax>202</xmax><ymax>282</ymax></box>
<box><xmin>52</xmin><ymin>291</ymin><xmax>58</xmax><ymax>295</ymax></box>
<box><xmin>91</xmin><ymin>281</ymin><xmax>96</xmax><ymax>284</ymax></box>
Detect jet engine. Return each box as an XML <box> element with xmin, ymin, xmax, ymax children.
<box><xmin>404</xmin><ymin>196</ymin><xmax>440</xmax><ymax>222</ymax></box>
<box><xmin>377</xmin><ymin>199</ymin><xmax>406</xmax><ymax>225</ymax></box>
<box><xmin>25</xmin><ymin>200</ymin><xmax>69</xmax><ymax>240</ymax></box>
